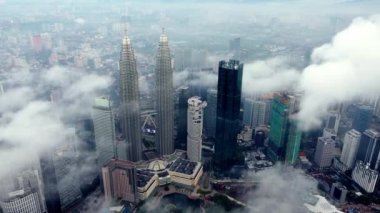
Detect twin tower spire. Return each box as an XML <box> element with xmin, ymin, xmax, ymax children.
<box><xmin>119</xmin><ymin>27</ymin><xmax>174</xmax><ymax>162</ymax></box>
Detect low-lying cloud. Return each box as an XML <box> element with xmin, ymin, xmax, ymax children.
<box><xmin>241</xmin><ymin>15</ymin><xmax>380</xmax><ymax>130</ymax></box>
<box><xmin>243</xmin><ymin>57</ymin><xmax>301</xmax><ymax>95</ymax></box>
<box><xmin>296</xmin><ymin>15</ymin><xmax>380</xmax><ymax>129</ymax></box>
<box><xmin>0</xmin><ymin>66</ymin><xmax>111</xmax><ymax>179</ymax></box>
<box><xmin>247</xmin><ymin>165</ymin><xmax>317</xmax><ymax>213</ymax></box>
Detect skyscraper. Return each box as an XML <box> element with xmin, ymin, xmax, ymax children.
<box><xmin>155</xmin><ymin>29</ymin><xmax>174</xmax><ymax>156</ymax></box>
<box><xmin>214</xmin><ymin>60</ymin><xmax>243</xmax><ymax>170</ymax></box>
<box><xmin>285</xmin><ymin>124</ymin><xmax>302</xmax><ymax>164</ymax></box>
<box><xmin>176</xmin><ymin>86</ymin><xmax>191</xmax><ymax>150</ymax></box>
<box><xmin>0</xmin><ymin>190</ymin><xmax>42</xmax><ymax>213</ymax></box>
<box><xmin>267</xmin><ymin>93</ymin><xmax>301</xmax><ymax>164</ymax></box>
<box><xmin>102</xmin><ymin>159</ymin><xmax>137</xmax><ymax>204</ymax></box>
<box><xmin>0</xmin><ymin>168</ymin><xmax>46</xmax><ymax>213</ymax></box>
<box><xmin>314</xmin><ymin>137</ymin><xmax>336</xmax><ymax>168</ymax></box>
<box><xmin>352</xmin><ymin>161</ymin><xmax>378</xmax><ymax>193</ymax></box>
<box><xmin>205</xmin><ymin>89</ymin><xmax>217</xmax><ymax>138</ymax></box>
<box><xmin>52</xmin><ymin>139</ymin><xmax>82</xmax><ymax>211</ymax></box>
<box><xmin>356</xmin><ymin>129</ymin><xmax>380</xmax><ymax>171</ymax></box>
<box><xmin>352</xmin><ymin>104</ymin><xmax>373</xmax><ymax>133</ymax></box>
<box><xmin>92</xmin><ymin>97</ymin><xmax>116</xmax><ymax>165</ymax></box>
<box><xmin>119</xmin><ymin>29</ymin><xmax>142</xmax><ymax>161</ymax></box>
<box><xmin>243</xmin><ymin>98</ymin><xmax>267</xmax><ymax>128</ymax></box>
<box><xmin>325</xmin><ymin>111</ymin><xmax>341</xmax><ymax>134</ymax></box>
<box><xmin>340</xmin><ymin>129</ymin><xmax>361</xmax><ymax>169</ymax></box>
<box><xmin>187</xmin><ymin>96</ymin><xmax>207</xmax><ymax>162</ymax></box>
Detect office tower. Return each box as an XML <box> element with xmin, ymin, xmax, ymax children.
<box><xmin>205</xmin><ymin>89</ymin><xmax>217</xmax><ymax>138</ymax></box>
<box><xmin>155</xmin><ymin>29</ymin><xmax>174</xmax><ymax>156</ymax></box>
<box><xmin>268</xmin><ymin>93</ymin><xmax>301</xmax><ymax>164</ymax></box>
<box><xmin>325</xmin><ymin>111</ymin><xmax>341</xmax><ymax>133</ymax></box>
<box><xmin>102</xmin><ymin>159</ymin><xmax>137</xmax><ymax>204</ymax></box>
<box><xmin>0</xmin><ymin>81</ymin><xmax>4</xmax><ymax>95</ymax></box>
<box><xmin>119</xmin><ymin>29</ymin><xmax>142</xmax><ymax>161</ymax></box>
<box><xmin>0</xmin><ymin>190</ymin><xmax>42</xmax><ymax>213</ymax></box>
<box><xmin>314</xmin><ymin>137</ymin><xmax>336</xmax><ymax>168</ymax></box>
<box><xmin>243</xmin><ymin>98</ymin><xmax>267</xmax><ymax>128</ymax></box>
<box><xmin>214</xmin><ymin>60</ymin><xmax>243</xmax><ymax>170</ymax></box>
<box><xmin>340</xmin><ymin>129</ymin><xmax>361</xmax><ymax>169</ymax></box>
<box><xmin>39</xmin><ymin>154</ymin><xmax>62</xmax><ymax>213</ymax></box>
<box><xmin>187</xmin><ymin>97</ymin><xmax>207</xmax><ymax>162</ymax></box>
<box><xmin>0</xmin><ymin>168</ymin><xmax>47</xmax><ymax>213</ymax></box>
<box><xmin>352</xmin><ymin>104</ymin><xmax>373</xmax><ymax>133</ymax></box>
<box><xmin>285</xmin><ymin>124</ymin><xmax>302</xmax><ymax>164</ymax></box>
<box><xmin>176</xmin><ymin>86</ymin><xmax>191</xmax><ymax>150</ymax></box>
<box><xmin>356</xmin><ymin>129</ymin><xmax>380</xmax><ymax>171</ymax></box>
<box><xmin>374</xmin><ymin>95</ymin><xmax>380</xmax><ymax>118</ymax></box>
<box><xmin>352</xmin><ymin>161</ymin><xmax>378</xmax><ymax>193</ymax></box>
<box><xmin>330</xmin><ymin>182</ymin><xmax>348</xmax><ymax>204</ymax></box>
<box><xmin>92</xmin><ymin>97</ymin><xmax>116</xmax><ymax>165</ymax></box>
<box><xmin>322</xmin><ymin>128</ymin><xmax>337</xmax><ymax>140</ymax></box>
<box><xmin>52</xmin><ymin>140</ymin><xmax>82</xmax><ymax>211</ymax></box>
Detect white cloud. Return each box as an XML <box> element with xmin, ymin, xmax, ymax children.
<box><xmin>296</xmin><ymin>15</ymin><xmax>380</xmax><ymax>129</ymax></box>
<box><xmin>243</xmin><ymin>57</ymin><xmax>301</xmax><ymax>95</ymax></box>
<box><xmin>242</xmin><ymin>15</ymin><xmax>380</xmax><ymax>130</ymax></box>
<box><xmin>0</xmin><ymin>66</ymin><xmax>111</xmax><ymax>179</ymax></box>
<box><xmin>247</xmin><ymin>165</ymin><xmax>317</xmax><ymax>213</ymax></box>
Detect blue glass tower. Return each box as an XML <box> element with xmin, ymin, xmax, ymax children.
<box><xmin>352</xmin><ymin>104</ymin><xmax>373</xmax><ymax>133</ymax></box>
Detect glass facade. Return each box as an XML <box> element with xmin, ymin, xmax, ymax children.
<box><xmin>268</xmin><ymin>94</ymin><xmax>301</xmax><ymax>164</ymax></box>
<box><xmin>214</xmin><ymin>60</ymin><xmax>243</xmax><ymax>170</ymax></box>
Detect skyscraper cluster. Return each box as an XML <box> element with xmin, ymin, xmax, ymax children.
<box><xmin>93</xmin><ymin>28</ymin><xmax>176</xmax><ymax>165</ymax></box>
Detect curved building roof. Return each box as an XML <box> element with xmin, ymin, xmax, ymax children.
<box><xmin>148</xmin><ymin>160</ymin><xmax>166</xmax><ymax>171</ymax></box>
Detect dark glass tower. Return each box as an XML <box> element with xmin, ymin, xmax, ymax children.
<box><xmin>205</xmin><ymin>89</ymin><xmax>217</xmax><ymax>139</ymax></box>
<box><xmin>119</xmin><ymin>29</ymin><xmax>142</xmax><ymax>161</ymax></box>
<box><xmin>356</xmin><ymin>129</ymin><xmax>380</xmax><ymax>171</ymax></box>
<box><xmin>352</xmin><ymin>104</ymin><xmax>373</xmax><ymax>133</ymax></box>
<box><xmin>155</xmin><ymin>29</ymin><xmax>174</xmax><ymax>155</ymax></box>
<box><xmin>176</xmin><ymin>86</ymin><xmax>190</xmax><ymax>150</ymax></box>
<box><xmin>214</xmin><ymin>60</ymin><xmax>243</xmax><ymax>170</ymax></box>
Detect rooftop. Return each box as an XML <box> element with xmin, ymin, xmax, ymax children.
<box><xmin>169</xmin><ymin>158</ymin><xmax>198</xmax><ymax>175</ymax></box>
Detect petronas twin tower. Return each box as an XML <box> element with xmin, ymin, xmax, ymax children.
<box><xmin>119</xmin><ymin>28</ymin><xmax>174</xmax><ymax>162</ymax></box>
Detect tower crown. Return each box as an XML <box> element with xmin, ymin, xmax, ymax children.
<box><xmin>122</xmin><ymin>27</ymin><xmax>131</xmax><ymax>46</ymax></box>
<box><xmin>160</xmin><ymin>28</ymin><xmax>168</xmax><ymax>43</ymax></box>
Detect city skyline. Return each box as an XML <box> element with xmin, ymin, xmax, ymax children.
<box><xmin>1</xmin><ymin>1</ymin><xmax>380</xmax><ymax>212</ymax></box>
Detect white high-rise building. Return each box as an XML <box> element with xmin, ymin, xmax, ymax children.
<box><xmin>243</xmin><ymin>98</ymin><xmax>267</xmax><ymax>128</ymax></box>
<box><xmin>92</xmin><ymin>97</ymin><xmax>116</xmax><ymax>164</ymax></box>
<box><xmin>340</xmin><ymin>129</ymin><xmax>361</xmax><ymax>168</ymax></box>
<box><xmin>0</xmin><ymin>167</ymin><xmax>47</xmax><ymax>213</ymax></box>
<box><xmin>352</xmin><ymin>161</ymin><xmax>378</xmax><ymax>193</ymax></box>
<box><xmin>0</xmin><ymin>81</ymin><xmax>4</xmax><ymax>95</ymax></box>
<box><xmin>0</xmin><ymin>189</ymin><xmax>42</xmax><ymax>213</ymax></box>
<box><xmin>314</xmin><ymin>137</ymin><xmax>335</xmax><ymax>167</ymax></box>
<box><xmin>322</xmin><ymin>128</ymin><xmax>337</xmax><ymax>140</ymax></box>
<box><xmin>187</xmin><ymin>97</ymin><xmax>207</xmax><ymax>162</ymax></box>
